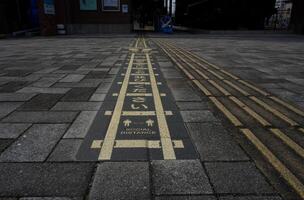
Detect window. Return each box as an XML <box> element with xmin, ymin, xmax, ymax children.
<box><xmin>80</xmin><ymin>0</ymin><xmax>97</xmax><ymax>11</ymax></box>
<box><xmin>102</xmin><ymin>0</ymin><xmax>120</xmax><ymax>11</ymax></box>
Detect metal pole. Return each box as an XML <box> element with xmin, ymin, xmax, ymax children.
<box><xmin>169</xmin><ymin>0</ymin><xmax>172</xmax><ymax>16</ymax></box>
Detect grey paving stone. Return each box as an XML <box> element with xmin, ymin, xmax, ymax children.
<box><xmin>0</xmin><ymin>123</ymin><xmax>31</xmax><ymax>139</ymax></box>
<box><xmin>0</xmin><ymin>81</ymin><xmax>28</xmax><ymax>93</ymax></box>
<box><xmin>52</xmin><ymin>102</ymin><xmax>102</xmax><ymax>111</ymax></box>
<box><xmin>61</xmin><ymin>87</ymin><xmax>96</xmax><ymax>102</ymax></box>
<box><xmin>0</xmin><ymin>124</ymin><xmax>68</xmax><ymax>162</ymax></box>
<box><xmin>186</xmin><ymin>123</ymin><xmax>249</xmax><ymax>161</ymax></box>
<box><xmin>0</xmin><ymin>163</ymin><xmax>93</xmax><ymax>196</ymax></box>
<box><xmin>90</xmin><ymin>93</ymin><xmax>106</xmax><ymax>102</ymax></box>
<box><xmin>52</xmin><ymin>82</ymin><xmax>100</xmax><ymax>88</ymax></box>
<box><xmin>205</xmin><ymin>162</ymin><xmax>275</xmax><ymax>194</ymax></box>
<box><xmin>17</xmin><ymin>87</ymin><xmax>70</xmax><ymax>94</ymax></box>
<box><xmin>18</xmin><ymin>94</ymin><xmax>63</xmax><ymax>111</ymax></box>
<box><xmin>64</xmin><ymin>111</ymin><xmax>97</xmax><ymax>138</ymax></box>
<box><xmin>59</xmin><ymin>74</ymin><xmax>85</xmax><ymax>83</ymax></box>
<box><xmin>20</xmin><ymin>197</ymin><xmax>81</xmax><ymax>200</ymax></box>
<box><xmin>171</xmin><ymin>88</ymin><xmax>202</xmax><ymax>102</ymax></box>
<box><xmin>218</xmin><ymin>196</ymin><xmax>282</xmax><ymax>200</ymax></box>
<box><xmin>0</xmin><ymin>93</ymin><xmax>36</xmax><ymax>102</ymax></box>
<box><xmin>181</xmin><ymin>110</ymin><xmax>219</xmax><ymax>123</ymax></box>
<box><xmin>31</xmin><ymin>77</ymin><xmax>60</xmax><ymax>87</ymax></box>
<box><xmin>2</xmin><ymin>111</ymin><xmax>77</xmax><ymax>123</ymax></box>
<box><xmin>48</xmin><ymin>139</ymin><xmax>82</xmax><ymax>161</ymax></box>
<box><xmin>152</xmin><ymin>160</ymin><xmax>213</xmax><ymax>195</ymax></box>
<box><xmin>34</xmin><ymin>67</ymin><xmax>60</xmax><ymax>74</ymax></box>
<box><xmin>95</xmin><ymin>82</ymin><xmax>112</xmax><ymax>93</ymax></box>
<box><xmin>0</xmin><ymin>140</ymin><xmax>12</xmax><ymax>152</ymax></box>
<box><xmin>159</xmin><ymin>61</ymin><xmax>173</xmax><ymax>67</ymax></box>
<box><xmin>176</xmin><ymin>102</ymin><xmax>209</xmax><ymax>110</ymax></box>
<box><xmin>89</xmin><ymin>162</ymin><xmax>150</xmax><ymax>200</ymax></box>
<box><xmin>0</xmin><ymin>102</ymin><xmax>23</xmax><ymax>119</ymax></box>
<box><xmin>155</xmin><ymin>196</ymin><xmax>216</xmax><ymax>200</ymax></box>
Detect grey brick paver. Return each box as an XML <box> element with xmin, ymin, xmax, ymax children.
<box><xmin>0</xmin><ymin>124</ymin><xmax>68</xmax><ymax>162</ymax></box>
<box><xmin>0</xmin><ymin>163</ymin><xmax>94</xmax><ymax>196</ymax></box>
<box><xmin>89</xmin><ymin>162</ymin><xmax>150</xmax><ymax>200</ymax></box>
<box><xmin>0</xmin><ymin>123</ymin><xmax>31</xmax><ymax>139</ymax></box>
<box><xmin>48</xmin><ymin>139</ymin><xmax>83</xmax><ymax>161</ymax></box>
<box><xmin>152</xmin><ymin>160</ymin><xmax>213</xmax><ymax>195</ymax></box>
<box><xmin>2</xmin><ymin>111</ymin><xmax>77</xmax><ymax>123</ymax></box>
<box><xmin>0</xmin><ymin>102</ymin><xmax>23</xmax><ymax>119</ymax></box>
<box><xmin>205</xmin><ymin>162</ymin><xmax>275</xmax><ymax>194</ymax></box>
<box><xmin>59</xmin><ymin>74</ymin><xmax>85</xmax><ymax>83</ymax></box>
<box><xmin>17</xmin><ymin>87</ymin><xmax>70</xmax><ymax>94</ymax></box>
<box><xmin>64</xmin><ymin>111</ymin><xmax>97</xmax><ymax>138</ymax></box>
<box><xmin>51</xmin><ymin>102</ymin><xmax>102</xmax><ymax>111</ymax></box>
<box><xmin>0</xmin><ymin>93</ymin><xmax>36</xmax><ymax>102</ymax></box>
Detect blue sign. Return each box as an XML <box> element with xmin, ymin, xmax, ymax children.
<box><xmin>44</xmin><ymin>0</ymin><xmax>55</xmax><ymax>15</ymax></box>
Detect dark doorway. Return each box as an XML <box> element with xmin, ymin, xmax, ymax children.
<box><xmin>131</xmin><ymin>0</ymin><xmax>166</xmax><ymax>31</ymax></box>
<box><xmin>0</xmin><ymin>0</ymin><xmax>39</xmax><ymax>35</ymax></box>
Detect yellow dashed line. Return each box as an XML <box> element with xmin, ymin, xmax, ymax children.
<box><xmin>270</xmin><ymin>96</ymin><xmax>304</xmax><ymax>117</ymax></box>
<box><xmin>229</xmin><ymin>96</ymin><xmax>271</xmax><ymax>127</ymax></box>
<box><xmin>250</xmin><ymin>97</ymin><xmax>299</xmax><ymax>127</ymax></box>
<box><xmin>269</xmin><ymin>128</ymin><xmax>304</xmax><ymax>159</ymax></box>
<box><xmin>209</xmin><ymin>97</ymin><xmax>243</xmax><ymax>127</ymax></box>
<box><xmin>241</xmin><ymin>128</ymin><xmax>304</xmax><ymax>199</ymax></box>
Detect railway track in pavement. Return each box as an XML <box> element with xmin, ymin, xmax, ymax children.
<box><xmin>152</xmin><ymin>38</ymin><xmax>304</xmax><ymax>200</ymax></box>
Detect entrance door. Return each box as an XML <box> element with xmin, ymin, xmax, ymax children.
<box><xmin>132</xmin><ymin>0</ymin><xmax>165</xmax><ymax>31</ymax></box>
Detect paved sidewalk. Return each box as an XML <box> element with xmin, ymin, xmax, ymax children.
<box><xmin>0</xmin><ymin>34</ymin><xmax>302</xmax><ymax>199</ymax></box>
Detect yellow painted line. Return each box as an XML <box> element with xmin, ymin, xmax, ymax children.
<box><xmin>238</xmin><ymin>80</ymin><xmax>269</xmax><ymax>96</ymax></box>
<box><xmin>224</xmin><ymin>80</ymin><xmax>250</xmax><ymax>96</ymax></box>
<box><xmin>164</xmin><ymin>42</ymin><xmax>229</xmax><ymax>81</ymax></box>
<box><xmin>206</xmin><ymin>69</ymin><xmax>225</xmax><ymax>80</ymax></box>
<box><xmin>98</xmin><ymin>53</ymin><xmax>135</xmax><ymax>160</ymax></box>
<box><xmin>115</xmin><ymin>140</ymin><xmax>161</xmax><ymax>148</ymax></box>
<box><xmin>91</xmin><ymin>140</ymin><xmax>103</xmax><ymax>148</ymax></box>
<box><xmin>250</xmin><ymin>96</ymin><xmax>299</xmax><ymax>127</ymax></box>
<box><xmin>229</xmin><ymin>96</ymin><xmax>271</xmax><ymax>127</ymax></box>
<box><xmin>269</xmin><ymin>128</ymin><xmax>304</xmax><ymax>159</ymax></box>
<box><xmin>158</xmin><ymin>44</ymin><xmax>195</xmax><ymax>80</ymax></box>
<box><xmin>122</xmin><ymin>111</ymin><xmax>173</xmax><ymax>116</ymax></box>
<box><xmin>122</xmin><ymin>111</ymin><xmax>156</xmax><ymax>116</ymax></box>
<box><xmin>104</xmin><ymin>111</ymin><xmax>173</xmax><ymax>116</ymax></box>
<box><xmin>209</xmin><ymin>97</ymin><xmax>243</xmax><ymax>127</ymax></box>
<box><xmin>240</xmin><ymin>128</ymin><xmax>304</xmax><ymax>199</ymax></box>
<box><xmin>92</xmin><ymin>140</ymin><xmax>184</xmax><ymax>149</ymax></box>
<box><xmin>270</xmin><ymin>96</ymin><xmax>304</xmax><ymax>117</ymax></box>
<box><xmin>121</xmin><ymin>82</ymin><xmax>149</xmax><ymax>85</ymax></box>
<box><xmin>220</xmin><ymin>69</ymin><xmax>240</xmax><ymax>80</ymax></box>
<box><xmin>208</xmin><ymin>80</ymin><xmax>231</xmax><ymax>96</ymax></box>
<box><xmin>165</xmin><ymin>46</ymin><xmax>210</xmax><ymax>80</ymax></box>
<box><xmin>146</xmin><ymin>50</ymin><xmax>176</xmax><ymax>159</ymax></box>
<box><xmin>113</xmin><ymin>93</ymin><xmax>166</xmax><ymax>97</ymax></box>
<box><xmin>135</xmin><ymin>38</ymin><xmax>139</xmax><ymax>48</ymax></box>
<box><xmin>193</xmin><ymin>80</ymin><xmax>213</xmax><ymax>96</ymax></box>
<box><xmin>143</xmin><ymin>38</ymin><xmax>148</xmax><ymax>48</ymax></box>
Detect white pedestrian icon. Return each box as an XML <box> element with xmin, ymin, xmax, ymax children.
<box><xmin>123</xmin><ymin>119</ymin><xmax>132</xmax><ymax>127</ymax></box>
<box><xmin>146</xmin><ymin>119</ymin><xmax>154</xmax><ymax>127</ymax></box>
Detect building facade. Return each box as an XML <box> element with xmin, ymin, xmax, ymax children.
<box><xmin>38</xmin><ymin>0</ymin><xmax>132</xmax><ymax>35</ymax></box>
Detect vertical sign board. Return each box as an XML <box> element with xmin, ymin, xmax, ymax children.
<box><xmin>80</xmin><ymin>0</ymin><xmax>97</xmax><ymax>10</ymax></box>
<box><xmin>122</xmin><ymin>4</ymin><xmax>128</xmax><ymax>13</ymax></box>
<box><xmin>103</xmin><ymin>0</ymin><xmax>120</xmax><ymax>11</ymax></box>
<box><xmin>44</xmin><ymin>0</ymin><xmax>55</xmax><ymax>15</ymax></box>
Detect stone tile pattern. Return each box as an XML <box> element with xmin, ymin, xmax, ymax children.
<box><xmin>0</xmin><ymin>35</ymin><xmax>288</xmax><ymax>199</ymax></box>
<box><xmin>0</xmin><ymin>37</ymin><xmax>131</xmax><ymax>199</ymax></box>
